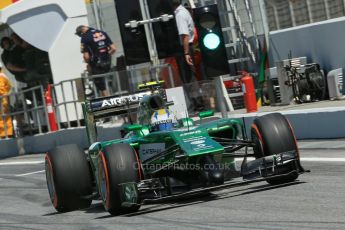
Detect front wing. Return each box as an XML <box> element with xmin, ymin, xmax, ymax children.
<box><xmin>119</xmin><ymin>151</ymin><xmax>308</xmax><ymax>206</ymax></box>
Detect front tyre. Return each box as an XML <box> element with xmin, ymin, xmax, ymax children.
<box><xmin>98</xmin><ymin>143</ymin><xmax>141</xmax><ymax>215</ymax></box>
<box><xmin>45</xmin><ymin>144</ymin><xmax>93</xmax><ymax>212</ymax></box>
<box><xmin>251</xmin><ymin>113</ymin><xmax>300</xmax><ymax>185</ymax></box>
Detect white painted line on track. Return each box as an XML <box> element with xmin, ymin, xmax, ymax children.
<box><xmin>16</xmin><ymin>170</ymin><xmax>45</xmax><ymax>177</ymax></box>
<box><xmin>0</xmin><ymin>160</ymin><xmax>44</xmax><ymax>166</ymax></box>
<box><xmin>0</xmin><ymin>157</ymin><xmax>344</xmax><ymax>168</ymax></box>
<box><xmin>235</xmin><ymin>157</ymin><xmax>345</xmax><ymax>162</ymax></box>
<box><xmin>300</xmin><ymin>157</ymin><xmax>345</xmax><ymax>162</ymax></box>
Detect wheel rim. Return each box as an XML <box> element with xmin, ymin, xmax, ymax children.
<box><xmin>98</xmin><ymin>153</ymin><xmax>110</xmax><ymax>209</ymax></box>
<box><xmin>251</xmin><ymin>124</ymin><xmax>264</xmax><ymax>157</ymax></box>
<box><xmin>133</xmin><ymin>150</ymin><xmax>143</xmax><ymax>180</ymax></box>
<box><xmin>286</xmin><ymin>120</ymin><xmax>300</xmax><ymax>159</ymax></box>
<box><xmin>99</xmin><ymin>161</ymin><xmax>107</xmax><ymax>203</ymax></box>
<box><xmin>45</xmin><ymin>155</ymin><xmax>57</xmax><ymax>207</ymax></box>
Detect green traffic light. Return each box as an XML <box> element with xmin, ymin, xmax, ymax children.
<box><xmin>203</xmin><ymin>33</ymin><xmax>220</xmax><ymax>50</ymax></box>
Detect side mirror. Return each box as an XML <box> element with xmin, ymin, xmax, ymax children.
<box><xmin>166</xmin><ymin>101</ymin><xmax>174</xmax><ymax>106</ymax></box>
<box><xmin>198</xmin><ymin>110</ymin><xmax>214</xmax><ymax>119</ymax></box>
<box><xmin>179</xmin><ymin>118</ymin><xmax>194</xmax><ymax>127</ymax></box>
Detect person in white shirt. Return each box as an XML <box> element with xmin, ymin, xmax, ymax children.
<box><xmin>173</xmin><ymin>0</ymin><xmax>204</xmax><ymax>111</ymax></box>
<box><xmin>173</xmin><ymin>0</ymin><xmax>196</xmax><ymax>83</ymax></box>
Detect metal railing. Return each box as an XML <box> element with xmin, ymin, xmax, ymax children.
<box><xmin>0</xmin><ymin>63</ymin><xmax>246</xmax><ymax>140</ymax></box>
<box><xmin>51</xmin><ymin>79</ymin><xmax>83</xmax><ymax>129</ymax></box>
<box><xmin>0</xmin><ymin>85</ymin><xmax>49</xmax><ymax>139</ymax></box>
<box><xmin>49</xmin><ymin>64</ymin><xmax>177</xmax><ymax>129</ymax></box>
<box><xmin>82</xmin><ymin>63</ymin><xmax>175</xmax><ymax>98</ymax></box>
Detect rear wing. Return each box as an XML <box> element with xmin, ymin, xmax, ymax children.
<box><xmin>83</xmin><ymin>80</ymin><xmax>165</xmax><ymax>144</ymax></box>
<box><xmin>86</xmin><ymin>91</ymin><xmax>152</xmax><ymax>119</ymax></box>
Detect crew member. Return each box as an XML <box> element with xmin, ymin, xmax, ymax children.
<box><xmin>3</xmin><ymin>33</ymin><xmax>27</xmax><ymax>83</ymax></box>
<box><xmin>1</xmin><ymin>37</ymin><xmax>13</xmax><ymax>69</ymax></box>
<box><xmin>172</xmin><ymin>0</ymin><xmax>204</xmax><ymax>111</ymax></box>
<box><xmin>0</xmin><ymin>64</ymin><xmax>13</xmax><ymax>138</ymax></box>
<box><xmin>21</xmin><ymin>40</ymin><xmax>52</xmax><ymax>89</ymax></box>
<box><xmin>75</xmin><ymin>25</ymin><xmax>116</xmax><ymax>97</ymax></box>
<box><xmin>172</xmin><ymin>0</ymin><xmax>196</xmax><ymax>84</ymax></box>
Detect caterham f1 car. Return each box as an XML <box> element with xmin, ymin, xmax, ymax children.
<box><xmin>45</xmin><ymin>82</ymin><xmax>306</xmax><ymax>215</ymax></box>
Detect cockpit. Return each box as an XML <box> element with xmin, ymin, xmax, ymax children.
<box><xmin>148</xmin><ymin>95</ymin><xmax>177</xmax><ymax>131</ymax></box>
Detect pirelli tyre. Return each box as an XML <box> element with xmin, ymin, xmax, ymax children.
<box><xmin>251</xmin><ymin>113</ymin><xmax>299</xmax><ymax>185</ymax></box>
<box><xmin>45</xmin><ymin>144</ymin><xmax>93</xmax><ymax>212</ymax></box>
<box><xmin>98</xmin><ymin>143</ymin><xmax>142</xmax><ymax>215</ymax></box>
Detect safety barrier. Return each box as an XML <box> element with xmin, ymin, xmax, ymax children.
<box><xmin>50</xmin><ymin>78</ymin><xmax>83</xmax><ymax>129</ymax></box>
<box><xmin>0</xmin><ymin>64</ymin><xmax>178</xmax><ymax>140</ymax></box>
<box><xmin>52</xmin><ymin>64</ymin><xmax>177</xmax><ymax>128</ymax></box>
<box><xmin>214</xmin><ymin>72</ymin><xmax>263</xmax><ymax>117</ymax></box>
<box><xmin>0</xmin><ymin>63</ymin><xmax>248</xmax><ymax>141</ymax></box>
<box><xmin>0</xmin><ymin>85</ymin><xmax>50</xmax><ymax>139</ymax></box>
<box><xmin>81</xmin><ymin>63</ymin><xmax>176</xmax><ymax>98</ymax></box>
<box><xmin>3</xmin><ymin>68</ymin><xmax>345</xmax><ymax>156</ymax></box>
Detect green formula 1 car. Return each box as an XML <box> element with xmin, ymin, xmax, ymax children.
<box><xmin>45</xmin><ymin>82</ymin><xmax>307</xmax><ymax>215</ymax></box>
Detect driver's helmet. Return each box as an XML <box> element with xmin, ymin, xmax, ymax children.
<box><xmin>150</xmin><ymin>108</ymin><xmax>177</xmax><ymax>131</ymax></box>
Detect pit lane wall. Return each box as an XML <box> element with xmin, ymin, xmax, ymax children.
<box><xmin>1</xmin><ymin>107</ymin><xmax>344</xmax><ymax>157</ymax></box>
<box><xmin>269</xmin><ymin>16</ymin><xmax>345</xmax><ymax>74</ymax></box>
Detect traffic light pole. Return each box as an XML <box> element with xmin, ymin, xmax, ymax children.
<box><xmin>139</xmin><ymin>0</ymin><xmax>159</xmax><ymax>67</ymax></box>
<box><xmin>124</xmin><ymin>14</ymin><xmax>174</xmax><ymax>29</ymax></box>
<box><xmin>125</xmin><ymin>0</ymin><xmax>175</xmax><ymax>81</ymax></box>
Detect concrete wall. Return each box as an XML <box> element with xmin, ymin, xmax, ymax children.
<box><xmin>1</xmin><ymin>107</ymin><xmax>345</xmax><ymax>158</ymax></box>
<box><xmin>0</xmin><ymin>125</ymin><xmax>124</xmax><ymax>157</ymax></box>
<box><xmin>235</xmin><ymin>108</ymin><xmax>345</xmax><ymax>140</ymax></box>
<box><xmin>269</xmin><ymin>17</ymin><xmax>345</xmax><ymax>73</ymax></box>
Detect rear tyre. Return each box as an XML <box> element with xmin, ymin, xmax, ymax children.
<box><xmin>98</xmin><ymin>143</ymin><xmax>141</xmax><ymax>215</ymax></box>
<box><xmin>45</xmin><ymin>144</ymin><xmax>93</xmax><ymax>212</ymax></box>
<box><xmin>251</xmin><ymin>113</ymin><xmax>299</xmax><ymax>185</ymax></box>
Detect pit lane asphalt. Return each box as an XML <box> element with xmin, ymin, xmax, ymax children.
<box><xmin>0</xmin><ymin>140</ymin><xmax>345</xmax><ymax>230</ymax></box>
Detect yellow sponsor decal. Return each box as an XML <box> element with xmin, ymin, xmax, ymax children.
<box><xmin>0</xmin><ymin>0</ymin><xmax>14</xmax><ymax>10</ymax></box>
<box><xmin>0</xmin><ymin>0</ymin><xmax>91</xmax><ymax>10</ymax></box>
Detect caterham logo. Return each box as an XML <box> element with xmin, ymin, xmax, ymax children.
<box><xmin>180</xmin><ymin>130</ymin><xmax>202</xmax><ymax>137</ymax></box>
<box><xmin>139</xmin><ymin>143</ymin><xmax>165</xmax><ymax>162</ymax></box>
<box><xmin>191</xmin><ymin>140</ymin><xmax>205</xmax><ymax>145</ymax></box>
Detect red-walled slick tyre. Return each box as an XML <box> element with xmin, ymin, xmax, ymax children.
<box><xmin>98</xmin><ymin>143</ymin><xmax>141</xmax><ymax>215</ymax></box>
<box><xmin>251</xmin><ymin>113</ymin><xmax>299</xmax><ymax>185</ymax></box>
<box><xmin>45</xmin><ymin>144</ymin><xmax>93</xmax><ymax>212</ymax></box>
